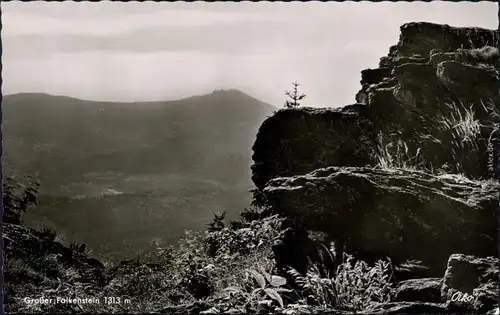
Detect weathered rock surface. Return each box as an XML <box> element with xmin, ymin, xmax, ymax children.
<box><xmin>250</xmin><ymin>21</ymin><xmax>500</xmax><ymax>315</ymax></box>
<box><xmin>263</xmin><ymin>167</ymin><xmax>498</xmax><ymax>275</ymax></box>
<box><xmin>441</xmin><ymin>254</ymin><xmax>499</xmax><ymax>313</ymax></box>
<box><xmin>392</xmin><ymin>278</ymin><xmax>442</xmax><ymax>304</ymax></box>
<box><xmin>385</xmin><ymin>22</ymin><xmax>497</xmax><ymax>59</ymax></box>
<box><xmin>356</xmin><ymin>23</ymin><xmax>499</xmax><ymax>180</ymax></box>
<box><xmin>385</xmin><ymin>255</ymin><xmax>499</xmax><ymax>314</ymax></box>
<box><xmin>360</xmin><ymin>301</ymin><xmax>449</xmax><ymax>314</ymax></box>
<box><xmin>392</xmin><ymin>259</ymin><xmax>434</xmax><ymax>282</ymax></box>
<box><xmin>252</xmin><ymin>22</ymin><xmax>499</xmax><ymax>192</ymax></box>
<box><xmin>251</xmin><ymin>105</ymin><xmax>375</xmax><ymax>191</ymax></box>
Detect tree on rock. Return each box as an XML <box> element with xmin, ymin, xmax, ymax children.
<box><xmin>284</xmin><ymin>81</ymin><xmax>306</xmax><ymax>109</ymax></box>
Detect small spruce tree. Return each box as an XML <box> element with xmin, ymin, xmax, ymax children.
<box><xmin>207</xmin><ymin>211</ymin><xmax>226</xmax><ymax>232</ymax></box>
<box><xmin>284</xmin><ymin>80</ymin><xmax>306</xmax><ymax>109</ymax></box>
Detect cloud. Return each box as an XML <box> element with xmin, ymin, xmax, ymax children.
<box><xmin>3</xmin><ymin>19</ymin><xmax>346</xmax><ymax>58</ymax></box>
<box><xmin>2</xmin><ymin>1</ymin><xmax>497</xmax><ymax>106</ymax></box>
<box><xmin>1</xmin><ymin>5</ymin><xmax>290</xmax><ymax>37</ymax></box>
<box><xmin>1</xmin><ymin>1</ymin><xmax>281</xmax><ymax>19</ymax></box>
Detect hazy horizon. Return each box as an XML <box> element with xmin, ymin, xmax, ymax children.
<box><xmin>2</xmin><ymin>89</ymin><xmax>279</xmax><ymax>107</ymax></box>
<box><xmin>2</xmin><ymin>1</ymin><xmax>497</xmax><ymax>107</ymax></box>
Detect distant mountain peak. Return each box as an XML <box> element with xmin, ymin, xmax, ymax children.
<box><xmin>4</xmin><ymin>89</ymin><xmax>277</xmax><ymax>109</ymax></box>
<box><xmin>191</xmin><ymin>88</ymin><xmax>253</xmax><ymax>100</ymax></box>
<box><xmin>210</xmin><ymin>88</ymin><xmax>245</xmax><ymax>95</ymax></box>
<box><xmin>173</xmin><ymin>88</ymin><xmax>276</xmax><ymax>109</ymax></box>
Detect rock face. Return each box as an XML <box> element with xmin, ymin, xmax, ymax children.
<box><xmin>383</xmin><ymin>254</ymin><xmax>499</xmax><ymax>314</ymax></box>
<box><xmin>441</xmin><ymin>254</ymin><xmax>499</xmax><ymax>313</ymax></box>
<box><xmin>252</xmin><ymin>22</ymin><xmax>499</xmax><ymax>189</ymax></box>
<box><xmin>264</xmin><ymin>167</ymin><xmax>498</xmax><ymax>275</ymax></box>
<box><xmin>357</xmin><ymin>24</ymin><xmax>498</xmax><ymax>181</ymax></box>
<box><xmin>251</xmin><ymin>22</ymin><xmax>499</xmax><ymax>313</ymax></box>
<box><xmin>251</xmin><ymin>105</ymin><xmax>375</xmax><ymax>191</ymax></box>
<box><xmin>392</xmin><ymin>278</ymin><xmax>442</xmax><ymax>304</ymax></box>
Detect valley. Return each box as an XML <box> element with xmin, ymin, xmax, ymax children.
<box><xmin>2</xmin><ymin>89</ymin><xmax>275</xmax><ymax>261</ymax></box>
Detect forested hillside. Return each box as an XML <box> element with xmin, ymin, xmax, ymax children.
<box><xmin>3</xmin><ymin>89</ymin><xmax>275</xmax><ymax>260</ymax></box>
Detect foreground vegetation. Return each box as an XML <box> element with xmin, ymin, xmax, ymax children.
<box><xmin>4</xmin><ymin>181</ymin><xmax>394</xmax><ymax>314</ymax></box>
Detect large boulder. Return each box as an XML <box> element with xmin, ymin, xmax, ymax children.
<box><xmin>392</xmin><ymin>278</ymin><xmax>442</xmax><ymax>304</ymax></box>
<box><xmin>386</xmin><ymin>254</ymin><xmax>499</xmax><ymax>314</ymax></box>
<box><xmin>441</xmin><ymin>254</ymin><xmax>499</xmax><ymax>313</ymax></box>
<box><xmin>263</xmin><ymin>167</ymin><xmax>498</xmax><ymax>275</ymax></box>
<box><xmin>251</xmin><ymin>105</ymin><xmax>375</xmax><ymax>190</ymax></box>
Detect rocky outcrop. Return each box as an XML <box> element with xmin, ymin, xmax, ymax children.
<box><xmin>356</xmin><ymin>23</ymin><xmax>499</xmax><ymax>180</ymax></box>
<box><xmin>251</xmin><ymin>105</ymin><xmax>375</xmax><ymax>190</ymax></box>
<box><xmin>251</xmin><ymin>21</ymin><xmax>499</xmax><ymax>314</ymax></box>
<box><xmin>384</xmin><ymin>22</ymin><xmax>497</xmax><ymax>58</ymax></box>
<box><xmin>382</xmin><ymin>254</ymin><xmax>499</xmax><ymax>314</ymax></box>
<box><xmin>251</xmin><ymin>18</ymin><xmax>498</xmax><ymax>287</ymax></box>
<box><xmin>252</xmin><ymin>22</ymin><xmax>499</xmax><ymax>190</ymax></box>
<box><xmin>264</xmin><ymin>167</ymin><xmax>498</xmax><ymax>275</ymax></box>
<box><xmin>441</xmin><ymin>254</ymin><xmax>499</xmax><ymax>313</ymax></box>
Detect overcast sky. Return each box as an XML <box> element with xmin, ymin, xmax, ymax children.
<box><xmin>2</xmin><ymin>1</ymin><xmax>497</xmax><ymax>107</ymax></box>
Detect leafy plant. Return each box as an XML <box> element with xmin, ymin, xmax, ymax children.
<box><xmin>224</xmin><ymin>268</ymin><xmax>292</xmax><ymax>311</ymax></box>
<box><xmin>288</xmin><ymin>254</ymin><xmax>393</xmax><ymax>311</ymax></box>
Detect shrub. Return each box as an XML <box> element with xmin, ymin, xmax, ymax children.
<box><xmin>288</xmin><ymin>253</ymin><xmax>393</xmax><ymax>311</ymax></box>
<box><xmin>3</xmin><ymin>176</ymin><xmax>39</xmax><ymax>224</ymax></box>
<box><xmin>98</xmin><ymin>214</ymin><xmax>286</xmax><ymax>313</ymax></box>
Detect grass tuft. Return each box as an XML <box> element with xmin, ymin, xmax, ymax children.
<box><xmin>374</xmin><ymin>96</ymin><xmax>499</xmax><ymax>180</ymax></box>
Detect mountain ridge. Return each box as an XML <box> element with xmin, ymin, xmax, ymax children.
<box><xmin>3</xmin><ymin>88</ymin><xmax>275</xmax><ymax>261</ymax></box>
<box><xmin>2</xmin><ymin>89</ymin><xmax>277</xmax><ymax>109</ymax></box>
